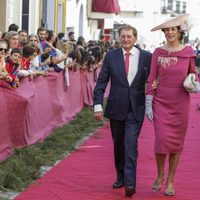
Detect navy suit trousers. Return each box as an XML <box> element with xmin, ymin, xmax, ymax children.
<box><xmin>110</xmin><ymin>112</ymin><xmax>142</xmax><ymax>188</ymax></box>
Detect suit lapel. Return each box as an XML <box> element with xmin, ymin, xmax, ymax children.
<box><xmin>130</xmin><ymin>49</ymin><xmax>144</xmax><ymax>87</ymax></box>
<box><xmin>116</xmin><ymin>48</ymin><xmax>129</xmax><ymax>84</ymax></box>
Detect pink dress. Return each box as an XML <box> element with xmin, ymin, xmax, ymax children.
<box><xmin>146</xmin><ymin>45</ymin><xmax>196</xmax><ymax>154</ymax></box>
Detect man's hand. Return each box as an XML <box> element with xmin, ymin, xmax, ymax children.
<box><xmin>94</xmin><ymin>111</ymin><xmax>103</xmax><ymax>121</ymax></box>
<box><xmin>6</xmin><ymin>75</ymin><xmax>12</xmax><ymax>82</ymax></box>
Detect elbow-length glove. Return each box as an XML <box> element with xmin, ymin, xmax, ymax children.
<box><xmin>145</xmin><ymin>95</ymin><xmax>154</xmax><ymax>122</ymax></box>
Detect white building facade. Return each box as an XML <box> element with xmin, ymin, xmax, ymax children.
<box><xmin>66</xmin><ymin>0</ymin><xmax>90</xmax><ymax>40</ymax></box>
<box><xmin>0</xmin><ymin>0</ymin><xmax>41</xmax><ymax>34</ymax></box>
<box><xmin>0</xmin><ymin>0</ymin><xmax>67</xmax><ymax>35</ymax></box>
<box><xmin>86</xmin><ymin>0</ymin><xmax>200</xmax><ymax>48</ymax></box>
<box><xmin>114</xmin><ymin>0</ymin><xmax>193</xmax><ymax>48</ymax></box>
<box><xmin>1</xmin><ymin>0</ymin><xmax>200</xmax><ymax>46</ymax></box>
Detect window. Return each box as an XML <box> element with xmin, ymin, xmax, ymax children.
<box><xmin>41</xmin><ymin>0</ymin><xmax>48</xmax><ymax>28</ymax></box>
<box><xmin>176</xmin><ymin>1</ymin><xmax>181</xmax><ymax>14</ymax></box>
<box><xmin>167</xmin><ymin>0</ymin><xmax>173</xmax><ymax>10</ymax></box>
<box><xmin>182</xmin><ymin>2</ymin><xmax>186</xmax><ymax>14</ymax></box>
<box><xmin>161</xmin><ymin>0</ymin><xmax>167</xmax><ymax>14</ymax></box>
<box><xmin>22</xmin><ymin>0</ymin><xmax>29</xmax><ymax>31</ymax></box>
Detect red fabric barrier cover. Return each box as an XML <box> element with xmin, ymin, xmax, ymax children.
<box><xmin>0</xmin><ymin>69</ymin><xmax>108</xmax><ymax>161</ymax></box>
<box><xmin>81</xmin><ymin>70</ymin><xmax>95</xmax><ymax>106</ymax></box>
<box><xmin>92</xmin><ymin>0</ymin><xmax>120</xmax><ymax>14</ymax></box>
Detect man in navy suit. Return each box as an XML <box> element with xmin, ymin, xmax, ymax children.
<box><xmin>94</xmin><ymin>25</ymin><xmax>152</xmax><ymax>197</ymax></box>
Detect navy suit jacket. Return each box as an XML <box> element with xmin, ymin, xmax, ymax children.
<box><xmin>94</xmin><ymin>46</ymin><xmax>152</xmax><ymax>122</ymax></box>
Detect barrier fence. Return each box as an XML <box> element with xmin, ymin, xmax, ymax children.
<box><xmin>0</xmin><ymin>68</ymin><xmax>106</xmax><ymax>162</ymax></box>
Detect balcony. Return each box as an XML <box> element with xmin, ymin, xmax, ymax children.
<box><xmin>88</xmin><ymin>0</ymin><xmax>120</xmax><ymax>19</ymax></box>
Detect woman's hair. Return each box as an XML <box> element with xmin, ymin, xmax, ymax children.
<box><xmin>79</xmin><ymin>48</ymin><xmax>90</xmax><ymax>65</ymax></box>
<box><xmin>59</xmin><ymin>41</ymin><xmax>74</xmax><ymax>54</ymax></box>
<box><xmin>177</xmin><ymin>26</ymin><xmax>185</xmax><ymax>41</ymax></box>
<box><xmin>77</xmin><ymin>36</ymin><xmax>85</xmax><ymax>46</ymax></box>
<box><xmin>84</xmin><ymin>55</ymin><xmax>96</xmax><ymax>69</ymax></box>
<box><xmin>0</xmin><ymin>39</ymin><xmax>9</xmax><ymax>50</ymax></box>
<box><xmin>68</xmin><ymin>48</ymin><xmax>82</xmax><ymax>63</ymax></box>
<box><xmin>89</xmin><ymin>46</ymin><xmax>102</xmax><ymax>63</ymax></box>
<box><xmin>28</xmin><ymin>34</ymin><xmax>39</xmax><ymax>42</ymax></box>
<box><xmin>46</xmin><ymin>30</ymin><xmax>54</xmax><ymax>42</ymax></box>
<box><xmin>4</xmin><ymin>31</ymin><xmax>18</xmax><ymax>40</ymax></box>
<box><xmin>57</xmin><ymin>32</ymin><xmax>65</xmax><ymax>40</ymax></box>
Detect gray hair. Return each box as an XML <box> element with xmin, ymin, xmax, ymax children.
<box><xmin>4</xmin><ymin>31</ymin><xmax>18</xmax><ymax>40</ymax></box>
<box><xmin>118</xmin><ymin>25</ymin><xmax>137</xmax><ymax>37</ymax></box>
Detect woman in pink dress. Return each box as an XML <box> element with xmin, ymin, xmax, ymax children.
<box><xmin>145</xmin><ymin>15</ymin><xmax>200</xmax><ymax>196</ymax></box>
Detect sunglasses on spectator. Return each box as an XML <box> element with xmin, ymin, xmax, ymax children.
<box><xmin>0</xmin><ymin>48</ymin><xmax>8</xmax><ymax>53</ymax></box>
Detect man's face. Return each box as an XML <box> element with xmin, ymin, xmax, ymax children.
<box><xmin>11</xmin><ymin>53</ymin><xmax>21</xmax><ymax>64</ymax></box>
<box><xmin>119</xmin><ymin>29</ymin><xmax>137</xmax><ymax>51</ymax></box>
<box><xmin>19</xmin><ymin>32</ymin><xmax>28</xmax><ymax>42</ymax></box>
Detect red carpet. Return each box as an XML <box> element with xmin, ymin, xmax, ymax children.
<box><xmin>15</xmin><ymin>94</ymin><xmax>200</xmax><ymax>200</ymax></box>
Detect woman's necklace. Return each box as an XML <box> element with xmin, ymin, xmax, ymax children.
<box><xmin>165</xmin><ymin>44</ymin><xmax>185</xmax><ymax>54</ymax></box>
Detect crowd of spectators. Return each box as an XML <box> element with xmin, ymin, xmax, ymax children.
<box><xmin>2</xmin><ymin>23</ymin><xmax>199</xmax><ymax>90</ymax></box>
<box><xmin>0</xmin><ymin>23</ymin><xmax>120</xmax><ymax>89</ymax></box>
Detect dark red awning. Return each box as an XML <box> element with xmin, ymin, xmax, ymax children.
<box><xmin>92</xmin><ymin>0</ymin><xmax>120</xmax><ymax>14</ymax></box>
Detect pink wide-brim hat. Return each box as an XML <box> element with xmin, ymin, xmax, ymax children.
<box><xmin>151</xmin><ymin>14</ymin><xmax>192</xmax><ymax>32</ymax></box>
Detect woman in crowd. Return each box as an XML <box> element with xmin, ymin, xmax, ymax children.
<box><xmin>145</xmin><ymin>14</ymin><xmax>200</xmax><ymax>196</ymax></box>
<box><xmin>4</xmin><ymin>31</ymin><xmax>19</xmax><ymax>51</ymax></box>
<box><xmin>28</xmin><ymin>34</ymin><xmax>39</xmax><ymax>45</ymax></box>
<box><xmin>0</xmin><ymin>39</ymin><xmax>10</xmax><ymax>81</ymax></box>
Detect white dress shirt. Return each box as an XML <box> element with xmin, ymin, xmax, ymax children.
<box><xmin>94</xmin><ymin>46</ymin><xmax>140</xmax><ymax>112</ymax></box>
<box><xmin>122</xmin><ymin>47</ymin><xmax>140</xmax><ymax>85</ymax></box>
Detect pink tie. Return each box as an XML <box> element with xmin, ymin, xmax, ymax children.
<box><xmin>125</xmin><ymin>52</ymin><xmax>130</xmax><ymax>76</ymax></box>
